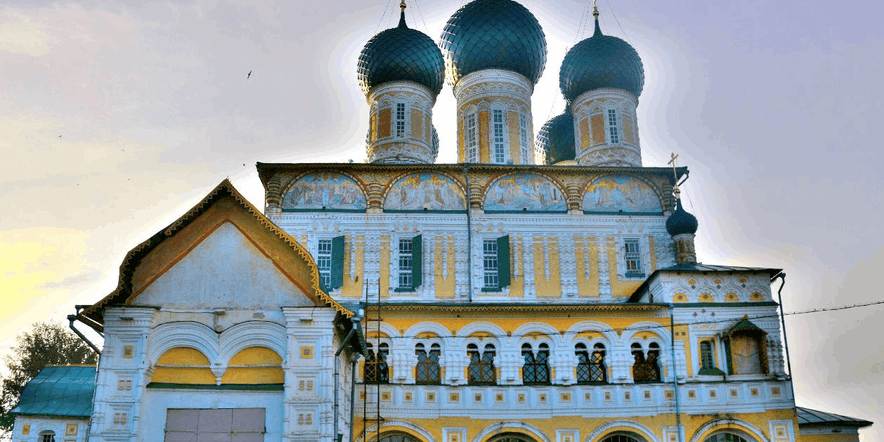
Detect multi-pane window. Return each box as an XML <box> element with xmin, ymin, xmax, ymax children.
<box><xmin>364</xmin><ymin>343</ymin><xmax>389</xmax><ymax>384</ymax></box>
<box><xmin>519</xmin><ymin>114</ymin><xmax>529</xmax><ymax>164</ymax></box>
<box><xmin>41</xmin><ymin>433</ymin><xmax>55</xmax><ymax>442</ymax></box>
<box><xmin>415</xmin><ymin>343</ymin><xmax>441</xmax><ymax>384</ymax></box>
<box><xmin>483</xmin><ymin>240</ymin><xmax>499</xmax><ymax>289</ymax></box>
<box><xmin>607</xmin><ymin>109</ymin><xmax>620</xmax><ymax>144</ymax></box>
<box><xmin>632</xmin><ymin>342</ymin><xmax>661</xmax><ymax>383</ymax></box>
<box><xmin>467</xmin><ymin>113</ymin><xmax>478</xmax><ymax>162</ymax></box>
<box><xmin>317</xmin><ymin>239</ymin><xmax>332</xmax><ymax>290</ymax></box>
<box><xmin>467</xmin><ymin>343</ymin><xmax>496</xmax><ymax>385</ymax></box>
<box><xmin>576</xmin><ymin>343</ymin><xmax>606</xmax><ymax>383</ymax></box>
<box><xmin>700</xmin><ymin>341</ymin><xmax>716</xmax><ymax>370</ymax></box>
<box><xmin>492</xmin><ymin>109</ymin><xmax>506</xmax><ymax>163</ymax></box>
<box><xmin>396</xmin><ymin>103</ymin><xmax>406</xmax><ymax>137</ymax></box>
<box><xmin>703</xmin><ymin>433</ymin><xmax>751</xmax><ymax>442</ymax></box>
<box><xmin>398</xmin><ymin>238</ymin><xmax>413</xmax><ymax>289</ymax></box>
<box><xmin>600</xmin><ymin>435</ymin><xmax>642</xmax><ymax>442</ymax></box>
<box><xmin>521</xmin><ymin>343</ymin><xmax>550</xmax><ymax>385</ymax></box>
<box><xmin>624</xmin><ymin>238</ymin><xmax>642</xmax><ymax>275</ymax></box>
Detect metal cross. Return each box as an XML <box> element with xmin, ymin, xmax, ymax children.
<box><xmin>668</xmin><ymin>152</ymin><xmax>681</xmax><ymax>197</ymax></box>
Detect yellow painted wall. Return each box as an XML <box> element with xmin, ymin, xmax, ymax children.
<box><xmin>434</xmin><ymin>236</ymin><xmax>455</xmax><ymax>298</ymax></box>
<box><xmin>575</xmin><ymin>237</ymin><xmax>600</xmax><ymax>297</ymax></box>
<box><xmin>355</xmin><ymin>409</ymin><xmax>797</xmax><ymax>442</ymax></box>
<box><xmin>648</xmin><ymin>236</ymin><xmax>657</xmax><ymax>273</ymax></box>
<box><xmin>410</xmin><ymin>109</ymin><xmax>422</xmax><ymax>139</ymax></box>
<box><xmin>369</xmin><ymin>114</ymin><xmax>377</xmax><ymax>142</ymax></box>
<box><xmin>380</xmin><ymin>236</ymin><xmax>390</xmax><ymax>298</ymax></box>
<box><xmin>221</xmin><ymin>346</ymin><xmax>284</xmax><ymax>384</ymax></box>
<box><xmin>533</xmin><ymin>237</ymin><xmax>561</xmax><ymax>297</ymax></box>
<box><xmin>151</xmin><ymin>347</ymin><xmax>215</xmax><ymax>385</ymax></box>
<box><xmin>606</xmin><ymin>237</ymin><xmax>644</xmax><ymax>297</ymax></box>
<box><xmin>378</xmin><ymin>109</ymin><xmax>391</xmax><ymax>138</ymax></box>
<box><xmin>591</xmin><ymin>114</ymin><xmax>605</xmax><ymax>145</ymax></box>
<box><xmin>623</xmin><ymin>116</ymin><xmax>634</xmax><ymax>144</ymax></box>
<box><xmin>509</xmin><ymin>237</ymin><xmax>524</xmax><ymax>298</ymax></box>
<box><xmin>579</xmin><ymin>119</ymin><xmax>590</xmax><ymax>149</ymax></box>
<box><xmin>341</xmin><ymin>235</ymin><xmax>364</xmax><ymax>298</ymax></box>
<box><xmin>478</xmin><ymin>111</ymin><xmax>490</xmax><ymax>163</ymax></box>
<box><xmin>425</xmin><ymin>116</ymin><xmax>431</xmax><ymax>145</ymax></box>
<box><xmin>457</xmin><ymin>117</ymin><xmax>465</xmax><ymax>163</ymax></box>
<box><xmin>507</xmin><ymin>110</ymin><xmax>520</xmax><ymax>163</ymax></box>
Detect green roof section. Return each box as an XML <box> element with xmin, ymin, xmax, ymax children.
<box><xmin>10</xmin><ymin>366</ymin><xmax>96</xmax><ymax>418</ymax></box>
<box><xmin>727</xmin><ymin>317</ymin><xmax>765</xmax><ymax>335</ymax></box>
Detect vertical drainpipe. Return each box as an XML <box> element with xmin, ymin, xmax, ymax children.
<box><xmin>669</xmin><ymin>304</ymin><xmax>684</xmax><ymax>442</ymax></box>
<box><xmin>334</xmin><ymin>318</ymin><xmax>360</xmax><ymax>442</ymax></box>
<box><xmin>772</xmin><ymin>273</ymin><xmax>794</xmax><ymax>398</ymax></box>
<box><xmin>463</xmin><ymin>164</ymin><xmax>473</xmax><ymax>302</ymax></box>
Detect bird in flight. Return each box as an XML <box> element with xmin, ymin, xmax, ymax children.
<box><xmin>58</xmin><ymin>135</ymin><xmax>62</xmax><ymax>138</ymax></box>
<box><xmin>247</xmin><ymin>70</ymin><xmax>252</xmax><ymax>79</ymax></box>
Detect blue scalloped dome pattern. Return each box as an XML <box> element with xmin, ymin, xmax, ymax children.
<box><xmin>537</xmin><ymin>110</ymin><xmax>575</xmax><ymax>164</ymax></box>
<box><xmin>666</xmin><ymin>199</ymin><xmax>699</xmax><ymax>236</ymax></box>
<box><xmin>559</xmin><ymin>20</ymin><xmax>644</xmax><ymax>101</ymax></box>
<box><xmin>357</xmin><ymin>13</ymin><xmax>445</xmax><ymax>96</ymax></box>
<box><xmin>440</xmin><ymin>0</ymin><xmax>547</xmax><ymax>86</ymax></box>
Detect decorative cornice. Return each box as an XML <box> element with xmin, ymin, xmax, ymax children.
<box><xmin>454</xmin><ymin>69</ymin><xmax>533</xmax><ymax>103</ymax></box>
<box><xmin>368</xmin><ymin>81</ymin><xmax>436</xmax><ymax>107</ymax></box>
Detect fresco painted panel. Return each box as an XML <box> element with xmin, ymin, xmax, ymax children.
<box><xmin>384</xmin><ymin>173</ymin><xmax>465</xmax><ymax>211</ymax></box>
<box><xmin>583</xmin><ymin>175</ymin><xmax>662</xmax><ymax>213</ymax></box>
<box><xmin>484</xmin><ymin>173</ymin><xmax>566</xmax><ymax>212</ymax></box>
<box><xmin>282</xmin><ymin>172</ymin><xmax>366</xmax><ymax>211</ymax></box>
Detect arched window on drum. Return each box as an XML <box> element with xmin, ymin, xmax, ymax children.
<box><xmin>364</xmin><ymin>342</ymin><xmax>389</xmax><ymax>384</ymax></box>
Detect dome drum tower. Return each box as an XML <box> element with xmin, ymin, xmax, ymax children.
<box><xmin>570</xmin><ymin>87</ymin><xmax>641</xmax><ymax>167</ymax></box>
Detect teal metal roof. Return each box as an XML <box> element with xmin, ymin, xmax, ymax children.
<box><xmin>10</xmin><ymin>366</ymin><xmax>96</xmax><ymax>418</ymax></box>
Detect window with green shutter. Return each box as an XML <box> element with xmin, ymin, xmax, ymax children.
<box><xmin>395</xmin><ymin>235</ymin><xmax>422</xmax><ymax>291</ymax></box>
<box><xmin>482</xmin><ymin>236</ymin><xmax>510</xmax><ymax>291</ymax></box>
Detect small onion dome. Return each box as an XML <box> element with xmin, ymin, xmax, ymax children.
<box><xmin>666</xmin><ymin>198</ymin><xmax>699</xmax><ymax>236</ymax></box>
<box><xmin>440</xmin><ymin>0</ymin><xmax>547</xmax><ymax>86</ymax></box>
<box><xmin>536</xmin><ymin>109</ymin><xmax>575</xmax><ymax>164</ymax></box>
<box><xmin>559</xmin><ymin>14</ymin><xmax>644</xmax><ymax>101</ymax></box>
<box><xmin>357</xmin><ymin>6</ymin><xmax>444</xmax><ymax>96</ymax></box>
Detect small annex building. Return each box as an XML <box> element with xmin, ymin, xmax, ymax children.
<box><xmin>9</xmin><ymin>366</ymin><xmax>95</xmax><ymax>442</ymax></box>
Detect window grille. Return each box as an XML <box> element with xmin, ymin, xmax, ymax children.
<box><xmin>624</xmin><ymin>238</ymin><xmax>642</xmax><ymax>275</ymax></box>
<box><xmin>483</xmin><ymin>240</ymin><xmax>499</xmax><ymax>289</ymax></box>
<box><xmin>519</xmin><ymin>114</ymin><xmax>530</xmax><ymax>164</ymax></box>
<box><xmin>396</xmin><ymin>103</ymin><xmax>406</xmax><ymax>137</ymax></box>
<box><xmin>487</xmin><ymin>433</ymin><xmax>536</xmax><ymax>442</ymax></box>
<box><xmin>317</xmin><ymin>239</ymin><xmax>332</xmax><ymax>290</ymax></box>
<box><xmin>375</xmin><ymin>433</ymin><xmax>422</xmax><ymax>442</ymax></box>
<box><xmin>493</xmin><ymin>109</ymin><xmax>505</xmax><ymax>163</ymax></box>
<box><xmin>632</xmin><ymin>342</ymin><xmax>661</xmax><ymax>383</ymax></box>
<box><xmin>576</xmin><ymin>343</ymin><xmax>606</xmax><ymax>383</ymax></box>
<box><xmin>415</xmin><ymin>343</ymin><xmax>441</xmax><ymax>384</ymax></box>
<box><xmin>467</xmin><ymin>344</ymin><xmax>496</xmax><ymax>385</ymax></box>
<box><xmin>467</xmin><ymin>113</ymin><xmax>478</xmax><ymax>162</ymax></box>
<box><xmin>607</xmin><ymin>109</ymin><xmax>620</xmax><ymax>144</ymax></box>
<box><xmin>703</xmin><ymin>434</ymin><xmax>751</xmax><ymax>442</ymax></box>
<box><xmin>41</xmin><ymin>433</ymin><xmax>55</xmax><ymax>442</ymax></box>
<box><xmin>398</xmin><ymin>238</ymin><xmax>413</xmax><ymax>288</ymax></box>
<box><xmin>364</xmin><ymin>343</ymin><xmax>389</xmax><ymax>383</ymax></box>
<box><xmin>600</xmin><ymin>435</ymin><xmax>642</xmax><ymax>442</ymax></box>
<box><xmin>700</xmin><ymin>341</ymin><xmax>716</xmax><ymax>369</ymax></box>
<box><xmin>521</xmin><ymin>343</ymin><xmax>550</xmax><ymax>385</ymax></box>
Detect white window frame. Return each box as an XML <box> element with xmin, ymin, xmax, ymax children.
<box><xmin>483</xmin><ymin>239</ymin><xmax>499</xmax><ymax>289</ymax></box>
<box><xmin>398</xmin><ymin>238</ymin><xmax>414</xmax><ymax>289</ymax></box>
<box><xmin>491</xmin><ymin>108</ymin><xmax>507</xmax><ymax>164</ymax></box>
<box><xmin>466</xmin><ymin>112</ymin><xmax>478</xmax><ymax>163</ymax></box>
<box><xmin>623</xmin><ymin>237</ymin><xmax>643</xmax><ymax>276</ymax></box>
<box><xmin>395</xmin><ymin>102</ymin><xmax>407</xmax><ymax>137</ymax></box>
<box><xmin>316</xmin><ymin>239</ymin><xmax>333</xmax><ymax>290</ymax></box>
<box><xmin>519</xmin><ymin>113</ymin><xmax>530</xmax><ymax>164</ymax></box>
<box><xmin>607</xmin><ymin>108</ymin><xmax>620</xmax><ymax>144</ymax></box>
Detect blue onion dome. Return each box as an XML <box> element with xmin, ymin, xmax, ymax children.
<box><xmin>536</xmin><ymin>109</ymin><xmax>575</xmax><ymax>164</ymax></box>
<box><xmin>559</xmin><ymin>11</ymin><xmax>644</xmax><ymax>101</ymax></box>
<box><xmin>357</xmin><ymin>5</ymin><xmax>445</xmax><ymax>96</ymax></box>
<box><xmin>666</xmin><ymin>198</ymin><xmax>699</xmax><ymax>236</ymax></box>
<box><xmin>440</xmin><ymin>0</ymin><xmax>547</xmax><ymax>86</ymax></box>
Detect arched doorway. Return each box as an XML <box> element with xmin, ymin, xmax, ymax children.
<box><xmin>599</xmin><ymin>433</ymin><xmax>647</xmax><ymax>442</ymax></box>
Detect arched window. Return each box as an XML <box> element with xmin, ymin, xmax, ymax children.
<box><xmin>521</xmin><ymin>343</ymin><xmax>550</xmax><ymax>385</ymax></box>
<box><xmin>600</xmin><ymin>433</ymin><xmax>645</xmax><ymax>442</ymax></box>
<box><xmin>703</xmin><ymin>432</ymin><xmax>754</xmax><ymax>442</ymax></box>
<box><xmin>487</xmin><ymin>432</ymin><xmax>537</xmax><ymax>442</ymax></box>
<box><xmin>467</xmin><ymin>343</ymin><xmax>496</xmax><ymax>385</ymax></box>
<box><xmin>375</xmin><ymin>432</ymin><xmax>422</xmax><ymax>442</ymax></box>
<box><xmin>39</xmin><ymin>431</ymin><xmax>56</xmax><ymax>442</ymax></box>
<box><xmin>632</xmin><ymin>342</ymin><xmax>661</xmax><ymax>383</ymax></box>
<box><xmin>415</xmin><ymin>343</ymin><xmax>441</xmax><ymax>384</ymax></box>
<box><xmin>395</xmin><ymin>102</ymin><xmax>407</xmax><ymax>137</ymax></box>
<box><xmin>466</xmin><ymin>112</ymin><xmax>479</xmax><ymax>162</ymax></box>
<box><xmin>491</xmin><ymin>107</ymin><xmax>507</xmax><ymax>163</ymax></box>
<box><xmin>364</xmin><ymin>343</ymin><xmax>389</xmax><ymax>383</ymax></box>
<box><xmin>576</xmin><ymin>343</ymin><xmax>606</xmax><ymax>383</ymax></box>
<box><xmin>606</xmin><ymin>108</ymin><xmax>620</xmax><ymax>144</ymax></box>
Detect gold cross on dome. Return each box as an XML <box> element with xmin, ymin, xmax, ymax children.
<box><xmin>668</xmin><ymin>152</ymin><xmax>681</xmax><ymax>196</ymax></box>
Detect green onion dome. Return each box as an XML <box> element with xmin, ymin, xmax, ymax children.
<box><xmin>559</xmin><ymin>15</ymin><xmax>644</xmax><ymax>101</ymax></box>
<box><xmin>440</xmin><ymin>0</ymin><xmax>547</xmax><ymax>86</ymax></box>
<box><xmin>666</xmin><ymin>198</ymin><xmax>699</xmax><ymax>236</ymax></box>
<box><xmin>357</xmin><ymin>8</ymin><xmax>445</xmax><ymax>96</ymax></box>
<box><xmin>536</xmin><ymin>109</ymin><xmax>576</xmax><ymax>164</ymax></box>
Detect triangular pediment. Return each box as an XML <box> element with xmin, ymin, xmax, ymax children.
<box><xmin>81</xmin><ymin>180</ymin><xmax>350</xmax><ymax>327</ymax></box>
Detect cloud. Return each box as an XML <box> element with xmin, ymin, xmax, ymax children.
<box><xmin>0</xmin><ymin>11</ymin><xmax>50</xmax><ymax>56</ymax></box>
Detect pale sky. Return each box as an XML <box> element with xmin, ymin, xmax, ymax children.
<box><xmin>2</xmin><ymin>0</ymin><xmax>883</xmax><ymax>440</ymax></box>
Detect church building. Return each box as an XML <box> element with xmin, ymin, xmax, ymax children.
<box><xmin>9</xmin><ymin>1</ymin><xmax>872</xmax><ymax>442</ymax></box>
